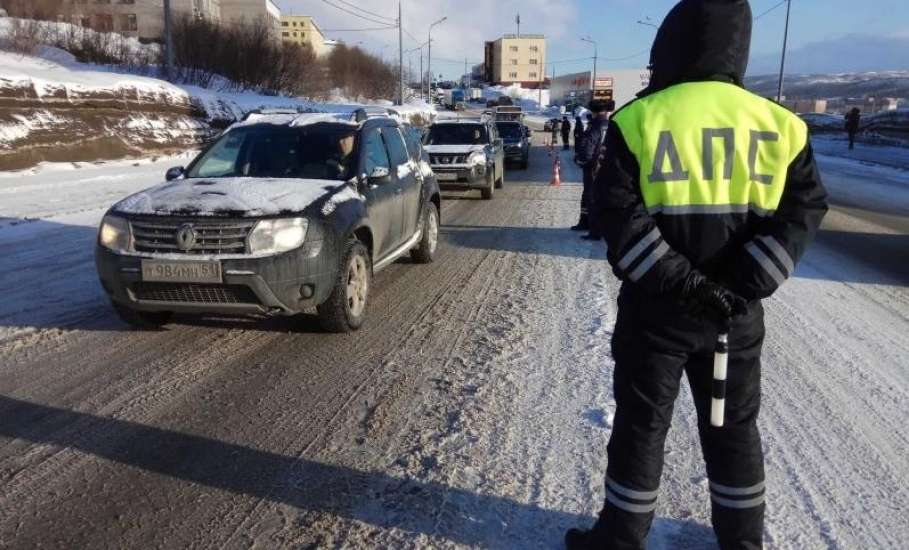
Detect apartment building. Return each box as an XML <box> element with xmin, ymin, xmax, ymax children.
<box><xmin>280</xmin><ymin>15</ymin><xmax>328</xmax><ymax>57</ymax></box>
<box><xmin>220</xmin><ymin>0</ymin><xmax>281</xmax><ymax>37</ymax></box>
<box><xmin>55</xmin><ymin>0</ymin><xmax>221</xmax><ymax>42</ymax></box>
<box><xmin>483</xmin><ymin>34</ymin><xmax>546</xmax><ymax>88</ymax></box>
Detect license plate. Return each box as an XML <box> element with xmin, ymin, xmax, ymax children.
<box><xmin>141</xmin><ymin>260</ymin><xmax>222</xmax><ymax>283</ymax></box>
<box><xmin>436</xmin><ymin>172</ymin><xmax>458</xmax><ymax>181</ymax></box>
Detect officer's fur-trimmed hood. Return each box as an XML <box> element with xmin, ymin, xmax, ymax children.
<box><xmin>641</xmin><ymin>0</ymin><xmax>752</xmax><ymax>96</ymax></box>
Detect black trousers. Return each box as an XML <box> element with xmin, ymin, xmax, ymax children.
<box><xmin>596</xmin><ymin>287</ymin><xmax>766</xmax><ymax>550</ymax></box>
<box><xmin>848</xmin><ymin>131</ymin><xmax>856</xmax><ymax>150</ymax></box>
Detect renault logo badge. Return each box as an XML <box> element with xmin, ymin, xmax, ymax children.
<box><xmin>175</xmin><ymin>224</ymin><xmax>197</xmax><ymax>251</ymax></box>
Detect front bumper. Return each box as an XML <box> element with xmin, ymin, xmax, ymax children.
<box><xmin>504</xmin><ymin>145</ymin><xmax>527</xmax><ymax>160</ymax></box>
<box><xmin>430</xmin><ymin>162</ymin><xmax>488</xmax><ymax>188</ymax></box>
<box><xmin>95</xmin><ymin>241</ymin><xmax>335</xmax><ymax>316</ymax></box>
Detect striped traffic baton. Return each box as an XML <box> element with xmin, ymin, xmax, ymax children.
<box><xmin>710</xmin><ymin>332</ymin><xmax>729</xmax><ymax>427</ymax></box>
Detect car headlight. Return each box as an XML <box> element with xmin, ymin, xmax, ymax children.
<box><xmin>248</xmin><ymin>217</ymin><xmax>308</xmax><ymax>255</ymax></box>
<box><xmin>98</xmin><ymin>214</ymin><xmax>133</xmax><ymax>252</ymax></box>
<box><xmin>468</xmin><ymin>151</ymin><xmax>486</xmax><ymax>166</ymax></box>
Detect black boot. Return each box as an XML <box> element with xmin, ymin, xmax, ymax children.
<box><xmin>581</xmin><ymin>233</ymin><xmax>602</xmax><ymax>241</ymax></box>
<box><xmin>565</xmin><ymin>527</ymin><xmax>599</xmax><ymax>549</ymax></box>
<box><xmin>570</xmin><ymin>216</ymin><xmax>589</xmax><ymax>231</ymax></box>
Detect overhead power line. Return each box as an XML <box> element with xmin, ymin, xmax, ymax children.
<box><xmin>320</xmin><ymin>26</ymin><xmax>396</xmax><ymax>32</ymax></box>
<box><xmin>755</xmin><ymin>0</ymin><xmax>788</xmax><ymax>20</ymax></box>
<box><xmin>330</xmin><ymin>0</ymin><xmax>396</xmax><ymax>24</ymax></box>
<box><xmin>320</xmin><ymin>0</ymin><xmax>396</xmax><ymax>27</ymax></box>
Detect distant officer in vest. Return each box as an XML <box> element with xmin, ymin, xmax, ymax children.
<box><xmin>566</xmin><ymin>1</ymin><xmax>828</xmax><ymax>549</ymax></box>
<box><xmin>571</xmin><ymin>99</ymin><xmax>614</xmax><ymax>239</ymax></box>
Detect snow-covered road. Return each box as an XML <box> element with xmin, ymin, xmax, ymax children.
<box><xmin>0</xmin><ymin>133</ymin><xmax>907</xmax><ymax>548</ymax></box>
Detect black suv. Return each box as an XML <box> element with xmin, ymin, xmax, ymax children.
<box><xmin>95</xmin><ymin>111</ymin><xmax>441</xmax><ymax>332</ymax></box>
<box><xmin>423</xmin><ymin>119</ymin><xmax>505</xmax><ymax>200</ymax></box>
<box><xmin>496</xmin><ymin>121</ymin><xmax>531</xmax><ymax>169</ymax></box>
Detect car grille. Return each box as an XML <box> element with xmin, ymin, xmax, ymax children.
<box><xmin>430</xmin><ymin>154</ymin><xmax>468</xmax><ymax>165</ymax></box>
<box><xmin>131</xmin><ymin>282</ymin><xmax>261</xmax><ymax>305</ymax></box>
<box><xmin>130</xmin><ymin>217</ymin><xmax>256</xmax><ymax>255</ymax></box>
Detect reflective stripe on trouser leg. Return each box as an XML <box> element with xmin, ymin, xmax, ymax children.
<box><xmin>710</xmin><ymin>480</ymin><xmax>765</xmax><ymax>509</ymax></box>
<box><xmin>604</xmin><ymin>475</ymin><xmax>659</xmax><ymax>513</ymax></box>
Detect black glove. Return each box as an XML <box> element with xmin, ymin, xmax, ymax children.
<box><xmin>681</xmin><ymin>271</ymin><xmax>748</xmax><ymax>328</ymax></box>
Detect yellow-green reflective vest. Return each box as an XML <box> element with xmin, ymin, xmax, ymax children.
<box><xmin>612</xmin><ymin>81</ymin><xmax>808</xmax><ymax>216</ymax></box>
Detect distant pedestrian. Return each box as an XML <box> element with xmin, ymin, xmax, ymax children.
<box><xmin>550</xmin><ymin>120</ymin><xmax>560</xmax><ymax>146</ymax></box>
<box><xmin>570</xmin><ymin>100</ymin><xmax>613</xmax><ymax>237</ymax></box>
<box><xmin>561</xmin><ymin>116</ymin><xmax>572</xmax><ymax>150</ymax></box>
<box><xmin>845</xmin><ymin>107</ymin><xmax>861</xmax><ymax>150</ymax></box>
<box><xmin>573</xmin><ymin>115</ymin><xmax>586</xmax><ymax>155</ymax></box>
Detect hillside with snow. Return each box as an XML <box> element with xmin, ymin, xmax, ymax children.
<box><xmin>745</xmin><ymin>71</ymin><xmax>909</xmax><ymax>101</ymax></box>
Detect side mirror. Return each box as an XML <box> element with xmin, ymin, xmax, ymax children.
<box><xmin>367</xmin><ymin>166</ymin><xmax>391</xmax><ymax>183</ymax></box>
<box><xmin>165</xmin><ymin>166</ymin><xmax>185</xmax><ymax>181</ymax></box>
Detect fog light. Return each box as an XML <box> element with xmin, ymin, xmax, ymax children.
<box><xmin>300</xmin><ymin>284</ymin><xmax>315</xmax><ymax>299</ymax></box>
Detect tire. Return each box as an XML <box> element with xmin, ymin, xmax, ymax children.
<box><xmin>521</xmin><ymin>156</ymin><xmax>529</xmax><ymax>170</ymax></box>
<box><xmin>317</xmin><ymin>239</ymin><xmax>371</xmax><ymax>333</ymax></box>
<box><xmin>481</xmin><ymin>171</ymin><xmax>494</xmax><ymax>200</ymax></box>
<box><xmin>411</xmin><ymin>202</ymin><xmax>439</xmax><ymax>264</ymax></box>
<box><xmin>112</xmin><ymin>302</ymin><xmax>171</xmax><ymax>329</ymax></box>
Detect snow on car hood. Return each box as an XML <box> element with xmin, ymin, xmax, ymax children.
<box><xmin>423</xmin><ymin>144</ymin><xmax>486</xmax><ymax>155</ymax></box>
<box><xmin>112</xmin><ymin>177</ymin><xmax>361</xmax><ymax>217</ymax></box>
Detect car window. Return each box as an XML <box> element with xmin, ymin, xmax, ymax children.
<box><xmin>187</xmin><ymin>124</ymin><xmax>358</xmax><ymax>180</ymax></box>
<box><xmin>496</xmin><ymin>123</ymin><xmax>524</xmax><ymax>139</ymax></box>
<box><xmin>424</xmin><ymin>124</ymin><xmax>488</xmax><ymax>145</ymax></box>
<box><xmin>381</xmin><ymin>127</ymin><xmax>410</xmax><ymax>166</ymax></box>
<box><xmin>363</xmin><ymin>128</ymin><xmax>391</xmax><ymax>175</ymax></box>
<box><xmin>402</xmin><ymin>127</ymin><xmax>424</xmax><ymax>161</ymax></box>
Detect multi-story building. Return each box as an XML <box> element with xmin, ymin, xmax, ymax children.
<box><xmin>220</xmin><ymin>0</ymin><xmax>281</xmax><ymax>38</ymax></box>
<box><xmin>280</xmin><ymin>15</ymin><xmax>328</xmax><ymax>57</ymax></box>
<box><xmin>54</xmin><ymin>0</ymin><xmax>222</xmax><ymax>43</ymax></box>
<box><xmin>483</xmin><ymin>34</ymin><xmax>546</xmax><ymax>88</ymax></box>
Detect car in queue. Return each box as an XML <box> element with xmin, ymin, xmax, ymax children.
<box><xmin>422</xmin><ymin>119</ymin><xmax>505</xmax><ymax>200</ymax></box>
<box><xmin>95</xmin><ymin>110</ymin><xmax>441</xmax><ymax>333</ymax></box>
<box><xmin>495</xmin><ymin>121</ymin><xmax>531</xmax><ymax>169</ymax></box>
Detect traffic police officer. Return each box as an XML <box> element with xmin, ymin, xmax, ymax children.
<box><xmin>567</xmin><ymin>1</ymin><xmax>828</xmax><ymax>549</ymax></box>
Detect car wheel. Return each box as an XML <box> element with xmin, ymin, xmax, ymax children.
<box><xmin>521</xmin><ymin>157</ymin><xmax>529</xmax><ymax>170</ymax></box>
<box><xmin>112</xmin><ymin>302</ymin><xmax>171</xmax><ymax>329</ymax></box>
<box><xmin>411</xmin><ymin>202</ymin><xmax>439</xmax><ymax>264</ymax></box>
<box><xmin>481</xmin><ymin>171</ymin><xmax>495</xmax><ymax>200</ymax></box>
<box><xmin>317</xmin><ymin>239</ymin><xmax>371</xmax><ymax>333</ymax></box>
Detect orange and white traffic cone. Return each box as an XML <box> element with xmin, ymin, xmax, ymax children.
<box><xmin>550</xmin><ymin>156</ymin><xmax>561</xmax><ymax>187</ymax></box>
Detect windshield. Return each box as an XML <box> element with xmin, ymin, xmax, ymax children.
<box><xmin>496</xmin><ymin>123</ymin><xmax>523</xmax><ymax>140</ymax></box>
<box><xmin>424</xmin><ymin>124</ymin><xmax>488</xmax><ymax>146</ymax></box>
<box><xmin>187</xmin><ymin>124</ymin><xmax>358</xmax><ymax>180</ymax></box>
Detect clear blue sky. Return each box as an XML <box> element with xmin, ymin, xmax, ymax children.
<box><xmin>279</xmin><ymin>0</ymin><xmax>909</xmax><ymax>78</ymax></box>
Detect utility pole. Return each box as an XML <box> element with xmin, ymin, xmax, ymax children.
<box><xmin>397</xmin><ymin>1</ymin><xmax>404</xmax><ymax>106</ymax></box>
<box><xmin>428</xmin><ymin>17</ymin><xmax>447</xmax><ymax>104</ymax></box>
<box><xmin>516</xmin><ymin>13</ymin><xmax>520</xmax><ymax>37</ymax></box>
<box><xmin>776</xmin><ymin>0</ymin><xmax>792</xmax><ymax>102</ymax></box>
<box><xmin>464</xmin><ymin>57</ymin><xmax>468</xmax><ymax>89</ymax></box>
<box><xmin>163</xmin><ymin>0</ymin><xmax>174</xmax><ymax>81</ymax></box>
<box><xmin>420</xmin><ymin>49</ymin><xmax>424</xmax><ymax>100</ymax></box>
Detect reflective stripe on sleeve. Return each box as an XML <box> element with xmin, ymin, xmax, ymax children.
<box><xmin>745</xmin><ymin>242</ymin><xmax>786</xmax><ymax>287</ymax></box>
<box><xmin>617</xmin><ymin>227</ymin><xmax>662</xmax><ymax>271</ymax></box>
<box><xmin>757</xmin><ymin>235</ymin><xmax>794</xmax><ymax>276</ymax></box>
<box><xmin>629</xmin><ymin>241</ymin><xmax>670</xmax><ymax>282</ymax></box>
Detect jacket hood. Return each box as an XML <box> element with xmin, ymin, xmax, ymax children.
<box><xmin>642</xmin><ymin>0</ymin><xmax>752</xmax><ymax>96</ymax></box>
<box><xmin>112</xmin><ymin>177</ymin><xmax>359</xmax><ymax>218</ymax></box>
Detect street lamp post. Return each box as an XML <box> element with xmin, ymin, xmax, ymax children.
<box><xmin>581</xmin><ymin>36</ymin><xmax>598</xmax><ymax>101</ymax></box>
<box><xmin>777</xmin><ymin>0</ymin><xmax>792</xmax><ymax>102</ymax></box>
<box><xmin>428</xmin><ymin>16</ymin><xmax>447</xmax><ymax>104</ymax></box>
